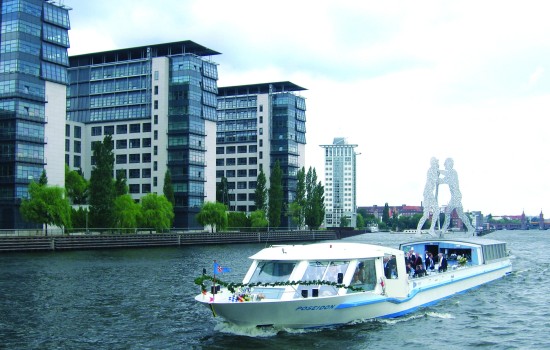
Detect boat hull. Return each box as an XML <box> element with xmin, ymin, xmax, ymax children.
<box><xmin>195</xmin><ymin>259</ymin><xmax>512</xmax><ymax>328</ymax></box>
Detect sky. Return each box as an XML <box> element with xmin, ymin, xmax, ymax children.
<box><xmin>64</xmin><ymin>0</ymin><xmax>550</xmax><ymax>217</ymax></box>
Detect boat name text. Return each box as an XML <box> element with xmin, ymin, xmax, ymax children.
<box><xmin>295</xmin><ymin>305</ymin><xmax>336</xmax><ymax>311</ymax></box>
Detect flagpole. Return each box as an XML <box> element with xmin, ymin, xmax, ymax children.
<box><xmin>212</xmin><ymin>260</ymin><xmax>216</xmax><ymax>302</ymax></box>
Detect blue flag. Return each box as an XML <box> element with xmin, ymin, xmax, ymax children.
<box><xmin>213</xmin><ymin>262</ymin><xmax>230</xmax><ymax>275</ymax></box>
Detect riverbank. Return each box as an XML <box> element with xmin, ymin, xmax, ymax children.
<box><xmin>0</xmin><ymin>230</ymin><xmax>351</xmax><ymax>252</ymax></box>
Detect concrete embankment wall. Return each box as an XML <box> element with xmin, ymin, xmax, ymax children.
<box><xmin>0</xmin><ymin>231</ymin><xmax>342</xmax><ymax>252</ymax></box>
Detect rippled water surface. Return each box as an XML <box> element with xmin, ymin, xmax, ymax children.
<box><xmin>1</xmin><ymin>230</ymin><xmax>548</xmax><ymax>349</ymax></box>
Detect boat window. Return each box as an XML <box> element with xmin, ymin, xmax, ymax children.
<box><xmin>249</xmin><ymin>261</ymin><xmax>297</xmax><ymax>283</ymax></box>
<box><xmin>302</xmin><ymin>261</ymin><xmax>329</xmax><ymax>281</ymax></box>
<box><xmin>351</xmin><ymin>259</ymin><xmax>377</xmax><ymax>291</ymax></box>
<box><xmin>323</xmin><ymin>261</ymin><xmax>350</xmax><ymax>283</ymax></box>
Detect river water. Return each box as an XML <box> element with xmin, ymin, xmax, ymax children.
<box><xmin>0</xmin><ymin>230</ymin><xmax>548</xmax><ymax>350</ymax></box>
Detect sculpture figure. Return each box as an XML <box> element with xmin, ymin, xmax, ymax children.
<box><xmin>439</xmin><ymin>158</ymin><xmax>475</xmax><ymax>235</ymax></box>
<box><xmin>416</xmin><ymin>157</ymin><xmax>440</xmax><ymax>236</ymax></box>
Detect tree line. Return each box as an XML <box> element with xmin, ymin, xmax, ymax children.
<box><xmin>198</xmin><ymin>162</ymin><xmax>325</xmax><ymax>232</ymax></box>
<box><xmin>20</xmin><ymin>135</ymin><xmax>174</xmax><ymax>233</ymax></box>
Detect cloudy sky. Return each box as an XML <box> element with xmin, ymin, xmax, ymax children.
<box><xmin>65</xmin><ymin>0</ymin><xmax>549</xmax><ymax>217</ymax></box>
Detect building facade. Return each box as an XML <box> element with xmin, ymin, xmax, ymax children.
<box><xmin>66</xmin><ymin>41</ymin><xmax>220</xmax><ymax>229</ymax></box>
<box><xmin>322</xmin><ymin>138</ymin><xmax>358</xmax><ymax>228</ymax></box>
<box><xmin>0</xmin><ymin>0</ymin><xmax>71</xmax><ymax>229</ymax></box>
<box><xmin>216</xmin><ymin>82</ymin><xmax>307</xmax><ymax>227</ymax></box>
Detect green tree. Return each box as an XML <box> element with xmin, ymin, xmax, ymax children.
<box><xmin>227</xmin><ymin>211</ymin><xmax>249</xmax><ymax>230</ymax></box>
<box><xmin>114</xmin><ymin>170</ymin><xmax>128</xmax><ymax>196</ymax></box>
<box><xmin>38</xmin><ymin>170</ymin><xmax>48</xmax><ymax>185</ymax></box>
<box><xmin>65</xmin><ymin>165</ymin><xmax>88</xmax><ymax>204</ymax></box>
<box><xmin>250</xmin><ymin>210</ymin><xmax>268</xmax><ymax>229</ymax></box>
<box><xmin>196</xmin><ymin>201</ymin><xmax>228</xmax><ymax>233</ymax></box>
<box><xmin>268</xmin><ymin>161</ymin><xmax>283</xmax><ymax>228</ymax></box>
<box><xmin>340</xmin><ymin>215</ymin><xmax>350</xmax><ymax>228</ymax></box>
<box><xmin>216</xmin><ymin>176</ymin><xmax>229</xmax><ymax>207</ymax></box>
<box><xmin>114</xmin><ymin>194</ymin><xmax>140</xmax><ymax>231</ymax></box>
<box><xmin>139</xmin><ymin>193</ymin><xmax>174</xmax><ymax>232</ymax></box>
<box><xmin>255</xmin><ymin>169</ymin><xmax>267</xmax><ymax>212</ymax></box>
<box><xmin>89</xmin><ymin>135</ymin><xmax>116</xmax><ymax>229</ymax></box>
<box><xmin>163</xmin><ymin>169</ymin><xmax>175</xmax><ymax>206</ymax></box>
<box><xmin>289</xmin><ymin>167</ymin><xmax>306</xmax><ymax>229</ymax></box>
<box><xmin>305</xmin><ymin>167</ymin><xmax>325</xmax><ymax>230</ymax></box>
<box><xmin>356</xmin><ymin>213</ymin><xmax>365</xmax><ymax>229</ymax></box>
<box><xmin>20</xmin><ymin>182</ymin><xmax>72</xmax><ymax>233</ymax></box>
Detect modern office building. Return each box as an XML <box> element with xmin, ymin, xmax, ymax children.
<box><xmin>216</xmin><ymin>82</ymin><xmax>307</xmax><ymax>227</ymax></box>
<box><xmin>66</xmin><ymin>41</ymin><xmax>220</xmax><ymax>228</ymax></box>
<box><xmin>321</xmin><ymin>138</ymin><xmax>358</xmax><ymax>228</ymax></box>
<box><xmin>0</xmin><ymin>0</ymin><xmax>71</xmax><ymax>229</ymax></box>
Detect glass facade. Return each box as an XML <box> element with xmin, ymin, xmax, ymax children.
<box><xmin>216</xmin><ymin>82</ymin><xmax>307</xmax><ymax>226</ymax></box>
<box><xmin>0</xmin><ymin>0</ymin><xmax>70</xmax><ymax>229</ymax></box>
<box><xmin>67</xmin><ymin>41</ymin><xmax>220</xmax><ymax>229</ymax></box>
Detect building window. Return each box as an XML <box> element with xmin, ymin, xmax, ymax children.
<box><xmin>65</xmin><ymin>124</ymin><xmax>70</xmax><ymax>137</ymax></box>
<box><xmin>237</xmin><ymin>181</ymin><xmax>247</xmax><ymax>189</ymax></box>
<box><xmin>216</xmin><ymin>159</ymin><xmax>224</xmax><ymax>166</ymax></box>
<box><xmin>142</xmin><ymin>184</ymin><xmax>151</xmax><ymax>193</ymax></box>
<box><xmin>237</xmin><ymin>146</ymin><xmax>247</xmax><ymax>153</ymax></box>
<box><xmin>154</xmin><ymin>86</ymin><xmax>158</xmax><ymax>95</ymax></box>
<box><xmin>153</xmin><ymin>177</ymin><xmax>157</xmax><ymax>186</ymax></box>
<box><xmin>259</xmin><ymin>105</ymin><xmax>263</xmax><ymax>112</ymax></box>
<box><xmin>129</xmin><ymin>138</ymin><xmax>140</xmax><ymax>148</ymax></box>
<box><xmin>249</xmin><ymin>145</ymin><xmax>257</xmax><ymax>153</ymax></box>
<box><xmin>142</xmin><ymin>138</ymin><xmax>151</xmax><ymax>148</ymax></box>
<box><xmin>73</xmin><ymin>155</ymin><xmax>81</xmax><ymax>168</ymax></box>
<box><xmin>226</xmin><ymin>158</ymin><xmax>235</xmax><ymax>166</ymax></box>
<box><xmin>259</xmin><ymin>140</ymin><xmax>263</xmax><ymax>147</ymax></box>
<box><xmin>259</xmin><ymin>128</ymin><xmax>263</xmax><ymax>135</ymax></box>
<box><xmin>153</xmin><ymin>146</ymin><xmax>157</xmax><ymax>155</ymax></box>
<box><xmin>248</xmin><ymin>169</ymin><xmax>257</xmax><ymax>177</ymax></box>
<box><xmin>74</xmin><ymin>125</ymin><xmax>81</xmax><ymax>139</ymax></box>
<box><xmin>249</xmin><ymin>157</ymin><xmax>257</xmax><ymax>165</ymax></box>
<box><xmin>129</xmin><ymin>169</ymin><xmax>140</xmax><ymax>178</ymax></box>
<box><xmin>65</xmin><ymin>139</ymin><xmax>70</xmax><ymax>152</ymax></box>
<box><xmin>226</xmin><ymin>170</ymin><xmax>235</xmax><ymax>177</ymax></box>
<box><xmin>129</xmin><ymin>154</ymin><xmax>140</xmax><ymax>163</ymax></box>
<box><xmin>226</xmin><ymin>146</ymin><xmax>235</xmax><ymax>154</ymax></box>
<box><xmin>142</xmin><ymin>123</ymin><xmax>151</xmax><ymax>132</ymax></box>
<box><xmin>91</xmin><ymin>126</ymin><xmax>102</xmax><ymax>136</ymax></box>
<box><xmin>116</xmin><ymin>154</ymin><xmax>127</xmax><ymax>164</ymax></box>
<box><xmin>237</xmin><ymin>170</ymin><xmax>247</xmax><ymax>177</ymax></box>
<box><xmin>238</xmin><ymin>157</ymin><xmax>247</xmax><ymax>165</ymax></box>
<box><xmin>130</xmin><ymin>123</ymin><xmax>140</xmax><ymax>133</ymax></box>
<box><xmin>116</xmin><ymin>139</ymin><xmax>127</xmax><ymax>149</ymax></box>
<box><xmin>74</xmin><ymin>140</ymin><xmax>81</xmax><ymax>153</ymax></box>
<box><xmin>216</xmin><ymin>170</ymin><xmax>224</xmax><ymax>178</ymax></box>
<box><xmin>129</xmin><ymin>184</ymin><xmax>140</xmax><ymax>194</ymax></box>
<box><xmin>154</xmin><ymin>100</ymin><xmax>158</xmax><ymax>109</ymax></box>
<box><xmin>153</xmin><ymin>130</ymin><xmax>158</xmax><ymax>140</ymax></box>
<box><xmin>142</xmin><ymin>153</ymin><xmax>151</xmax><ymax>163</ymax></box>
<box><xmin>104</xmin><ymin>125</ymin><xmax>114</xmax><ymax>135</ymax></box>
<box><xmin>216</xmin><ymin>147</ymin><xmax>224</xmax><ymax>154</ymax></box>
<box><xmin>259</xmin><ymin>116</ymin><xmax>263</xmax><ymax>124</ymax></box>
<box><xmin>154</xmin><ymin>115</ymin><xmax>158</xmax><ymax>124</ymax></box>
<box><xmin>259</xmin><ymin>151</ymin><xmax>263</xmax><ymax>159</ymax></box>
<box><xmin>142</xmin><ymin>168</ymin><xmax>151</xmax><ymax>178</ymax></box>
<box><xmin>154</xmin><ymin>71</ymin><xmax>159</xmax><ymax>80</ymax></box>
<box><xmin>117</xmin><ymin>124</ymin><xmax>127</xmax><ymax>134</ymax></box>
<box><xmin>153</xmin><ymin>161</ymin><xmax>157</xmax><ymax>171</ymax></box>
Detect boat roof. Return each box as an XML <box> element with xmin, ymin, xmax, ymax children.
<box><xmin>249</xmin><ymin>242</ymin><xmax>403</xmax><ymax>261</ymax></box>
<box><xmin>400</xmin><ymin>237</ymin><xmax>506</xmax><ymax>249</ymax></box>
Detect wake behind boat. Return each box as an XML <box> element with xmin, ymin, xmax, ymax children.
<box><xmin>194</xmin><ymin>237</ymin><xmax>512</xmax><ymax>329</ymax></box>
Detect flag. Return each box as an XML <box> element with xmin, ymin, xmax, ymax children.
<box><xmin>213</xmin><ymin>261</ymin><xmax>231</xmax><ymax>275</ymax></box>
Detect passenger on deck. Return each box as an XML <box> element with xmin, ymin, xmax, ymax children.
<box><xmin>415</xmin><ymin>264</ymin><xmax>426</xmax><ymax>278</ymax></box>
<box><xmin>438</xmin><ymin>253</ymin><xmax>448</xmax><ymax>272</ymax></box>
<box><xmin>425</xmin><ymin>252</ymin><xmax>435</xmax><ymax>271</ymax></box>
<box><xmin>383</xmin><ymin>257</ymin><xmax>391</xmax><ymax>279</ymax></box>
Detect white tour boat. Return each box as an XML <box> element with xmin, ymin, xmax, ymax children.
<box><xmin>194</xmin><ymin>237</ymin><xmax>512</xmax><ymax>329</ymax></box>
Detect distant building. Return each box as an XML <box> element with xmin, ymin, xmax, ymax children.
<box><xmin>66</xmin><ymin>41</ymin><xmax>220</xmax><ymax>228</ymax></box>
<box><xmin>322</xmin><ymin>138</ymin><xmax>358</xmax><ymax>228</ymax></box>
<box><xmin>0</xmin><ymin>0</ymin><xmax>71</xmax><ymax>229</ymax></box>
<box><xmin>216</xmin><ymin>82</ymin><xmax>307</xmax><ymax>228</ymax></box>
